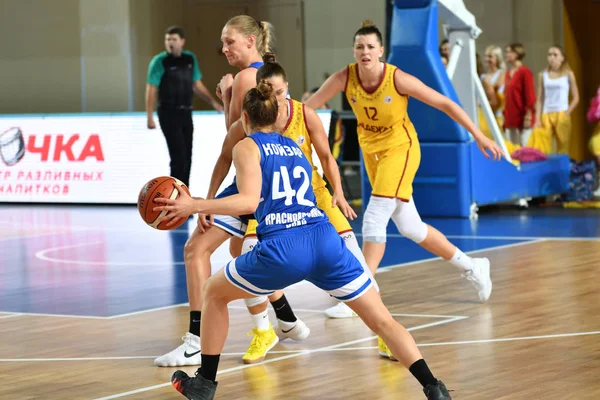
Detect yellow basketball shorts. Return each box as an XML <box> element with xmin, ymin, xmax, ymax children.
<box><xmin>590</xmin><ymin>123</ymin><xmax>600</xmax><ymax>156</ymax></box>
<box><xmin>362</xmin><ymin>141</ymin><xmax>421</xmax><ymax>201</ymax></box>
<box><xmin>244</xmin><ymin>187</ymin><xmax>352</xmax><ymax>237</ymax></box>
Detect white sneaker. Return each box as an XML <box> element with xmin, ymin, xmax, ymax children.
<box><xmin>154</xmin><ymin>332</ymin><xmax>201</xmax><ymax>367</ymax></box>
<box><xmin>275</xmin><ymin>318</ymin><xmax>310</xmax><ymax>341</ymax></box>
<box><xmin>463</xmin><ymin>257</ymin><xmax>492</xmax><ymax>302</ymax></box>
<box><xmin>324</xmin><ymin>302</ymin><xmax>357</xmax><ymax>319</ymax></box>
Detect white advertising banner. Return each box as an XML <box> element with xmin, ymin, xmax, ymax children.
<box><xmin>0</xmin><ymin>111</ymin><xmax>331</xmax><ymax>203</ymax></box>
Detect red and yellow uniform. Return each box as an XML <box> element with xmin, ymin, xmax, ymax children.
<box><xmin>345</xmin><ymin>62</ymin><xmax>420</xmax><ymax>201</ymax></box>
<box><xmin>245</xmin><ymin>99</ymin><xmax>352</xmax><ymax>237</ymax></box>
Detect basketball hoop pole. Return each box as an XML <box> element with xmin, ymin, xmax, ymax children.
<box><xmin>439</xmin><ymin>0</ymin><xmax>512</xmax><ymax>163</ymax></box>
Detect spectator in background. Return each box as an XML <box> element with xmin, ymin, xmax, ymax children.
<box><xmin>439</xmin><ymin>39</ymin><xmax>449</xmax><ymax>59</ymax></box>
<box><xmin>301</xmin><ymin>87</ymin><xmax>323</xmax><ymax>105</ymax></box>
<box><xmin>475</xmin><ymin>53</ymin><xmax>484</xmax><ymax>77</ymax></box>
<box><xmin>587</xmin><ymin>85</ymin><xmax>600</xmax><ymax>197</ymax></box>
<box><xmin>478</xmin><ymin>45</ymin><xmax>506</xmax><ymax>139</ymax></box>
<box><xmin>145</xmin><ymin>26</ymin><xmax>223</xmax><ymax>188</ymax></box>
<box><xmin>533</xmin><ymin>45</ymin><xmax>579</xmax><ymax>155</ymax></box>
<box><xmin>503</xmin><ymin>43</ymin><xmax>536</xmax><ymax>146</ymax></box>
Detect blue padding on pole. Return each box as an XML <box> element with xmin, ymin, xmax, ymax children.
<box><xmin>361</xmin><ymin>0</ymin><xmax>570</xmax><ymax>219</ymax></box>
<box><xmin>395</xmin><ymin>0</ymin><xmax>433</xmax><ymax>9</ymax></box>
<box><xmin>387</xmin><ymin>0</ymin><xmax>468</xmax><ymax>143</ymax></box>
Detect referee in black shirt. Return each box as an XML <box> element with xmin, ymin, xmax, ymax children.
<box><xmin>145</xmin><ymin>26</ymin><xmax>222</xmax><ymax>188</ymax></box>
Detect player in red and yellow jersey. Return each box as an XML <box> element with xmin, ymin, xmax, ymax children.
<box><xmin>306</xmin><ymin>20</ymin><xmax>503</xmax><ymax>359</ymax></box>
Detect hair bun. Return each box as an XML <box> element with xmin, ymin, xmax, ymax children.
<box><xmin>256</xmin><ymin>79</ymin><xmax>274</xmax><ymax>100</ymax></box>
<box><xmin>263</xmin><ymin>52</ymin><xmax>277</xmax><ymax>64</ymax></box>
<box><xmin>361</xmin><ymin>19</ymin><xmax>376</xmax><ymax>28</ymax></box>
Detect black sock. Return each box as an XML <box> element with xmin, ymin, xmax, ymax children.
<box><xmin>409</xmin><ymin>359</ymin><xmax>437</xmax><ymax>388</ymax></box>
<box><xmin>199</xmin><ymin>354</ymin><xmax>220</xmax><ymax>382</ymax></box>
<box><xmin>270</xmin><ymin>294</ymin><xmax>297</xmax><ymax>322</ymax></box>
<box><xmin>189</xmin><ymin>311</ymin><xmax>201</xmax><ymax>337</ymax></box>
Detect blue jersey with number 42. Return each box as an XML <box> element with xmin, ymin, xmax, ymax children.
<box><xmin>248</xmin><ymin>132</ymin><xmax>327</xmax><ymax>239</ymax></box>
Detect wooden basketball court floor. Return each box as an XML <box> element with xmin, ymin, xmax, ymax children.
<box><xmin>1</xmin><ymin>205</ymin><xmax>599</xmax><ymax>399</ymax></box>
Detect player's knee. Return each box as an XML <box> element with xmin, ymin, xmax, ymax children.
<box><xmin>244</xmin><ymin>296</ymin><xmax>268</xmax><ymax>308</ymax></box>
<box><xmin>183</xmin><ymin>237</ymin><xmax>198</xmax><ymax>264</ymax></box>
<box><xmin>183</xmin><ymin>233</ymin><xmax>214</xmax><ymax>267</ymax></box>
<box><xmin>391</xmin><ymin>201</ymin><xmax>428</xmax><ymax>243</ymax></box>
<box><xmin>397</xmin><ymin>221</ymin><xmax>428</xmax><ymax>243</ymax></box>
<box><xmin>365</xmin><ymin>313</ymin><xmax>396</xmax><ymax>336</ymax></box>
<box><xmin>203</xmin><ymin>276</ymin><xmax>223</xmax><ymax>302</ymax></box>
<box><xmin>362</xmin><ymin>196</ymin><xmax>397</xmax><ymax>243</ymax></box>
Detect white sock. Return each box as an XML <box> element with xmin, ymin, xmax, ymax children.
<box><xmin>250</xmin><ymin>309</ymin><xmax>270</xmax><ymax>331</ymax></box>
<box><xmin>449</xmin><ymin>247</ymin><xmax>474</xmax><ymax>271</ymax></box>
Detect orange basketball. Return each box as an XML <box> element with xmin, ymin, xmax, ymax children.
<box><xmin>138</xmin><ymin>176</ymin><xmax>191</xmax><ymax>230</ymax></box>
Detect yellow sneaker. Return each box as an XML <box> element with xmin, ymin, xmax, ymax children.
<box><xmin>377</xmin><ymin>336</ymin><xmax>398</xmax><ymax>361</ymax></box>
<box><xmin>242</xmin><ymin>324</ymin><xmax>279</xmax><ymax>364</ymax></box>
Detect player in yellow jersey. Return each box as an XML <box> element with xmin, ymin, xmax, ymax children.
<box><xmin>238</xmin><ymin>54</ymin><xmax>377</xmax><ymax>362</ymax></box>
<box><xmin>306</xmin><ymin>20</ymin><xmax>503</xmax><ymax>357</ymax></box>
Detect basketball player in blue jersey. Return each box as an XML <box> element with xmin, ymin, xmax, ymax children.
<box><xmin>155</xmin><ymin>81</ymin><xmax>452</xmax><ymax>400</ymax></box>
<box><xmin>154</xmin><ymin>15</ymin><xmax>308</xmax><ymax>368</ymax></box>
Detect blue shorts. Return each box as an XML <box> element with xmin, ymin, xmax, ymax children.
<box><xmin>213</xmin><ymin>181</ymin><xmax>253</xmax><ymax>238</ymax></box>
<box><xmin>224</xmin><ymin>222</ymin><xmax>374</xmax><ymax>302</ymax></box>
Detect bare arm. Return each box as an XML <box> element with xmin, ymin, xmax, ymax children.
<box><xmin>482</xmin><ymin>77</ymin><xmax>498</xmax><ymax>109</ymax></box>
<box><xmin>534</xmin><ymin>72</ymin><xmax>544</xmax><ymax>127</ymax></box>
<box><xmin>225</xmin><ymin>69</ymin><xmax>257</xmax><ymax>130</ymax></box>
<box><xmin>304</xmin><ymin>104</ymin><xmax>357</xmax><ymax>219</ymax></box>
<box><xmin>567</xmin><ymin>71</ymin><xmax>580</xmax><ymax>115</ymax></box>
<box><xmin>153</xmin><ymin>139</ymin><xmax>261</xmax><ymax>221</ymax></box>
<box><xmin>523</xmin><ymin>69</ymin><xmax>537</xmax><ymax>127</ymax></box>
<box><xmin>395</xmin><ymin>69</ymin><xmax>483</xmax><ymax>140</ymax></box>
<box><xmin>304</xmin><ymin>105</ymin><xmax>343</xmax><ymax>195</ymax></box>
<box><xmin>193</xmin><ymin>80</ymin><xmax>223</xmax><ymax>111</ymax></box>
<box><xmin>394</xmin><ymin>68</ymin><xmax>503</xmax><ymax>160</ymax></box>
<box><xmin>145</xmin><ymin>84</ymin><xmax>158</xmax><ymax>128</ymax></box>
<box><xmin>196</xmin><ymin>139</ymin><xmax>262</xmax><ymax>215</ymax></box>
<box><xmin>305</xmin><ymin>67</ymin><xmax>348</xmax><ymax>110</ymax></box>
<box><xmin>206</xmin><ymin>120</ymin><xmax>246</xmax><ymax>199</ymax></box>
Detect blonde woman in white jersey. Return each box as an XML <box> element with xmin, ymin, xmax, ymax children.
<box><xmin>478</xmin><ymin>45</ymin><xmax>506</xmax><ymax>139</ymax></box>
<box><xmin>533</xmin><ymin>45</ymin><xmax>579</xmax><ymax>154</ymax></box>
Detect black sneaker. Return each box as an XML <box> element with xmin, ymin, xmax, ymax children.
<box><xmin>171</xmin><ymin>370</ymin><xmax>218</xmax><ymax>400</ymax></box>
<box><xmin>424</xmin><ymin>380</ymin><xmax>452</xmax><ymax>400</ymax></box>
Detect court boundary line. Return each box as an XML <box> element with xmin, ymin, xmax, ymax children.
<box><xmin>376</xmin><ymin>239</ymin><xmax>545</xmax><ymax>273</ymax></box>
<box><xmin>0</xmin><ymin>239</ymin><xmax>546</xmax><ymax>319</ymax></box>
<box><xmin>7</xmin><ymin>329</ymin><xmax>600</xmax><ymax>364</ymax></box>
<box><xmin>2</xmin><ymin>219</ymin><xmax>597</xmax><ymax>243</ymax></box>
<box><xmin>227</xmin><ymin>306</ymin><xmax>467</xmax><ymax>320</ymax></box>
<box><xmin>0</xmin><ymin>229</ymin><xmax>90</xmax><ymax>242</ymax></box>
<box><xmin>34</xmin><ymin>241</ymin><xmax>187</xmax><ymax>266</ymax></box>
<box><xmin>0</xmin><ymin>351</ymin><xmax>295</xmax><ymax>362</ymax></box>
<box><xmin>21</xmin><ymin>233</ymin><xmax>599</xmax><ymax>269</ymax></box>
<box><xmin>0</xmin><ymin>311</ymin><xmax>106</xmax><ymax>320</ymax></box>
<box><xmin>0</xmin><ymin>314</ymin><xmax>21</xmax><ymax>320</ymax></box>
<box><xmin>92</xmin><ymin>315</ymin><xmax>466</xmax><ymax>400</ymax></box>
<box><xmin>355</xmin><ymin>233</ymin><xmax>600</xmax><ymax>242</ymax></box>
